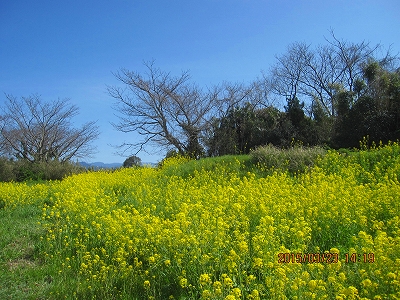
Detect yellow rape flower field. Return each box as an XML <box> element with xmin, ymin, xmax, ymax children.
<box><xmin>1</xmin><ymin>143</ymin><xmax>400</xmax><ymax>299</ymax></box>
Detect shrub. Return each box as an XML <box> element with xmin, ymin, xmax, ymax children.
<box><xmin>250</xmin><ymin>144</ymin><xmax>326</xmax><ymax>174</ymax></box>
<box><xmin>30</xmin><ymin>160</ymin><xmax>85</xmax><ymax>181</ymax></box>
<box><xmin>0</xmin><ymin>157</ymin><xmax>16</xmax><ymax>182</ymax></box>
<box><xmin>0</xmin><ymin>158</ymin><xmax>86</xmax><ymax>182</ymax></box>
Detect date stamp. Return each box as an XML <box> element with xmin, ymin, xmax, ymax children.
<box><xmin>278</xmin><ymin>252</ymin><xmax>375</xmax><ymax>264</ymax></box>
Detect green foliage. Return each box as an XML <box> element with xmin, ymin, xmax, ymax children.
<box><xmin>1</xmin><ymin>143</ymin><xmax>400</xmax><ymax>299</ymax></box>
<box><xmin>285</xmin><ymin>96</ymin><xmax>305</xmax><ymax>127</ymax></box>
<box><xmin>206</xmin><ymin>103</ymin><xmax>316</xmax><ymax>156</ymax></box>
<box><xmin>0</xmin><ymin>158</ymin><xmax>86</xmax><ymax>182</ymax></box>
<box><xmin>0</xmin><ymin>204</ymin><xmax>52</xmax><ymax>299</ymax></box>
<box><xmin>162</xmin><ymin>154</ymin><xmax>253</xmax><ymax>179</ymax></box>
<box><xmin>334</xmin><ymin>61</ymin><xmax>400</xmax><ymax>148</ymax></box>
<box><xmin>250</xmin><ymin>144</ymin><xmax>326</xmax><ymax>174</ymax></box>
<box><xmin>206</xmin><ymin>98</ymin><xmax>332</xmax><ymax>157</ymax></box>
<box><xmin>0</xmin><ymin>198</ymin><xmax>5</xmax><ymax>210</ymax></box>
<box><xmin>206</xmin><ymin>103</ymin><xmax>257</xmax><ymax>155</ymax></box>
<box><xmin>0</xmin><ymin>157</ymin><xmax>16</xmax><ymax>182</ymax></box>
<box><xmin>164</xmin><ymin>149</ymin><xmax>180</xmax><ymax>159</ymax></box>
<box><xmin>317</xmin><ymin>140</ymin><xmax>400</xmax><ymax>184</ymax></box>
<box><xmin>123</xmin><ymin>155</ymin><xmax>142</xmax><ymax>168</ymax></box>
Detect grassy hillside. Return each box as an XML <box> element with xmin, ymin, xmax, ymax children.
<box><xmin>0</xmin><ymin>144</ymin><xmax>399</xmax><ymax>299</ymax></box>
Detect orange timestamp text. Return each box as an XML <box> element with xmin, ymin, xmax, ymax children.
<box><xmin>278</xmin><ymin>252</ymin><xmax>375</xmax><ymax>264</ymax></box>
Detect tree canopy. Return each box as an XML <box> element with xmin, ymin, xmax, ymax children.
<box><xmin>110</xmin><ymin>35</ymin><xmax>399</xmax><ymax>159</ymax></box>
<box><xmin>0</xmin><ymin>95</ymin><xmax>99</xmax><ymax>162</ymax></box>
<box><xmin>108</xmin><ymin>61</ymin><xmax>221</xmax><ymax>158</ymax></box>
<box><xmin>123</xmin><ymin>155</ymin><xmax>142</xmax><ymax>168</ymax></box>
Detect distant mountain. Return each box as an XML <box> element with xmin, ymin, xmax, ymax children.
<box><xmin>79</xmin><ymin>161</ymin><xmax>122</xmax><ymax>169</ymax></box>
<box><xmin>79</xmin><ymin>161</ymin><xmax>157</xmax><ymax>169</ymax></box>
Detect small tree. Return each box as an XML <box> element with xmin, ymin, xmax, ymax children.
<box><xmin>0</xmin><ymin>94</ymin><xmax>99</xmax><ymax>162</ymax></box>
<box><xmin>123</xmin><ymin>155</ymin><xmax>142</xmax><ymax>168</ymax></box>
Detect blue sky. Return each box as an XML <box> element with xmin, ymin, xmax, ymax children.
<box><xmin>1</xmin><ymin>0</ymin><xmax>399</xmax><ymax>163</ymax></box>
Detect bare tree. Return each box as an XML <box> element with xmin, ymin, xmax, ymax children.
<box><xmin>212</xmin><ymin>82</ymin><xmax>251</xmax><ymax>119</ymax></box>
<box><xmin>268</xmin><ymin>32</ymin><xmax>387</xmax><ymax>117</ymax></box>
<box><xmin>0</xmin><ymin>94</ymin><xmax>99</xmax><ymax>162</ymax></box>
<box><xmin>269</xmin><ymin>42</ymin><xmax>312</xmax><ymax>102</ymax></box>
<box><xmin>108</xmin><ymin>61</ymin><xmax>220</xmax><ymax>158</ymax></box>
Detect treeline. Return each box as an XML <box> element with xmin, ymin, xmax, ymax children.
<box><xmin>0</xmin><ymin>96</ymin><xmax>99</xmax><ymax>182</ymax></box>
<box><xmin>110</xmin><ymin>33</ymin><xmax>400</xmax><ymax>158</ymax></box>
<box><xmin>1</xmin><ymin>34</ymin><xmax>399</xmax><ymax>182</ymax></box>
<box><xmin>206</xmin><ymin>59</ymin><xmax>400</xmax><ymax>155</ymax></box>
<box><xmin>0</xmin><ymin>158</ymin><xmax>85</xmax><ymax>182</ymax></box>
<box><xmin>206</xmin><ymin>37</ymin><xmax>400</xmax><ymax>155</ymax></box>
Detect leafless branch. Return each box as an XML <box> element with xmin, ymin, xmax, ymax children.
<box><xmin>0</xmin><ymin>94</ymin><xmax>99</xmax><ymax>162</ymax></box>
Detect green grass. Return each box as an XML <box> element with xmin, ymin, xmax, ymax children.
<box><xmin>0</xmin><ymin>149</ymin><xmax>325</xmax><ymax>299</ymax></box>
<box><xmin>1</xmin><ymin>143</ymin><xmax>399</xmax><ymax>299</ymax></box>
<box><xmin>0</xmin><ymin>204</ymin><xmax>55</xmax><ymax>300</ymax></box>
<box><xmin>160</xmin><ymin>145</ymin><xmax>327</xmax><ymax>179</ymax></box>
<box><xmin>160</xmin><ymin>155</ymin><xmax>253</xmax><ymax>178</ymax></box>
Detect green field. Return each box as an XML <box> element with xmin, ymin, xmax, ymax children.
<box><xmin>0</xmin><ymin>144</ymin><xmax>399</xmax><ymax>299</ymax></box>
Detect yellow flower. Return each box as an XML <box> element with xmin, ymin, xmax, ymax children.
<box><xmin>238</xmin><ymin>241</ymin><xmax>248</xmax><ymax>253</ymax></box>
<box><xmin>308</xmin><ymin>280</ymin><xmax>317</xmax><ymax>291</ymax></box>
<box><xmin>343</xmin><ymin>286</ymin><xmax>358</xmax><ymax>296</ymax></box>
<box><xmin>223</xmin><ymin>276</ymin><xmax>233</xmax><ymax>288</ymax></box>
<box><xmin>232</xmin><ymin>287</ymin><xmax>241</xmax><ymax>298</ymax></box>
<box><xmin>338</xmin><ymin>272</ymin><xmax>346</xmax><ymax>281</ymax></box>
<box><xmin>361</xmin><ymin>279</ymin><xmax>372</xmax><ymax>287</ymax></box>
<box><xmin>143</xmin><ymin>280</ymin><xmax>150</xmax><ymax>289</ymax></box>
<box><xmin>330</xmin><ymin>248</ymin><xmax>340</xmax><ymax>254</ymax></box>
<box><xmin>213</xmin><ymin>281</ymin><xmax>222</xmax><ymax>289</ymax></box>
<box><xmin>328</xmin><ymin>276</ymin><xmax>336</xmax><ymax>283</ymax></box>
<box><xmin>296</xmin><ymin>230</ymin><xmax>304</xmax><ymax>239</ymax></box>
<box><xmin>250</xmin><ymin>289</ymin><xmax>260</xmax><ymax>300</ymax></box>
<box><xmin>253</xmin><ymin>257</ymin><xmax>263</xmax><ymax>269</ymax></box>
<box><xmin>202</xmin><ymin>289</ymin><xmax>211</xmax><ymax>299</ymax></box>
<box><xmin>199</xmin><ymin>273</ymin><xmax>211</xmax><ymax>286</ymax></box>
<box><xmin>8</xmin><ymin>142</ymin><xmax>400</xmax><ymax>299</ymax></box>
<box><xmin>180</xmin><ymin>278</ymin><xmax>188</xmax><ymax>288</ymax></box>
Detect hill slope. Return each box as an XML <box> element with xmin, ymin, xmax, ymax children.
<box><xmin>1</xmin><ymin>144</ymin><xmax>399</xmax><ymax>299</ymax></box>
